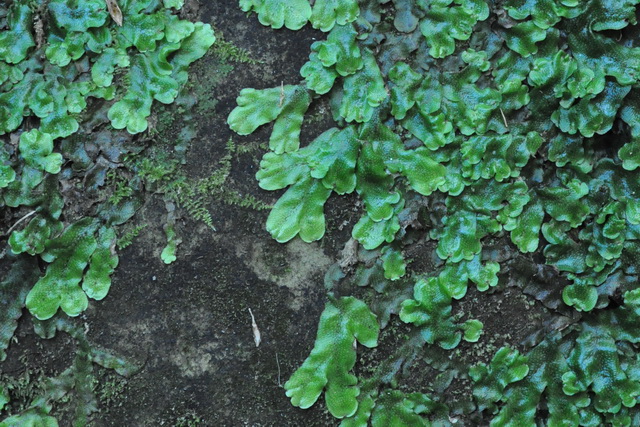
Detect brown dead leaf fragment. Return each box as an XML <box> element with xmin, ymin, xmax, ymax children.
<box><xmin>106</xmin><ymin>0</ymin><xmax>123</xmax><ymax>26</ymax></box>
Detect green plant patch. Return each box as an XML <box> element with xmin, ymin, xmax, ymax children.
<box><xmin>230</xmin><ymin>0</ymin><xmax>640</xmax><ymax>423</ymax></box>
<box><xmin>0</xmin><ymin>0</ymin><xmax>214</xmax><ymax>422</ymax></box>
<box><xmin>0</xmin><ymin>0</ymin><xmax>213</xmax><ymax>317</ymax></box>
<box><xmin>1</xmin><ymin>318</ymin><xmax>140</xmax><ymax>426</ymax></box>
<box><xmin>284</xmin><ymin>296</ymin><xmax>379</xmax><ymax>418</ymax></box>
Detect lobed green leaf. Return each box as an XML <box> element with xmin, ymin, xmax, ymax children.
<box><xmin>285</xmin><ymin>297</ymin><xmax>379</xmax><ymax>418</ymax></box>
<box><xmin>310</xmin><ymin>0</ymin><xmax>360</xmax><ymax>32</ymax></box>
<box><xmin>339</xmin><ymin>50</ymin><xmax>387</xmax><ymax>123</ymax></box>
<box><xmin>239</xmin><ymin>0</ymin><xmax>312</xmax><ymax>30</ymax></box>
<box><xmin>266</xmin><ymin>178</ymin><xmax>331</xmax><ymax>243</ymax></box>
<box><xmin>400</xmin><ymin>277</ymin><xmax>462</xmax><ymax>349</ymax></box>
<box><xmin>228</xmin><ymin>85</ymin><xmax>311</xmax><ymax>153</ymax></box>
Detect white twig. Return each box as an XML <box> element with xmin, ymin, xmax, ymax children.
<box><xmin>276</xmin><ymin>352</ymin><xmax>282</xmax><ymax>387</ymax></box>
<box><xmin>248</xmin><ymin>308</ymin><xmax>261</xmax><ymax>347</ymax></box>
<box><xmin>5</xmin><ymin>210</ymin><xmax>36</xmax><ymax>237</ymax></box>
<box><xmin>500</xmin><ymin>108</ymin><xmax>509</xmax><ymax>129</ymax></box>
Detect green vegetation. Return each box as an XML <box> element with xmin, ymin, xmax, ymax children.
<box><xmin>0</xmin><ymin>0</ymin><xmax>214</xmax><ymax>320</ymax></box>
<box><xmin>117</xmin><ymin>39</ymin><xmax>266</xmax><ymax>263</ymax></box>
<box><xmin>116</xmin><ymin>224</ymin><xmax>147</xmax><ymax>249</ymax></box>
<box><xmin>0</xmin><ymin>0</ymin><xmax>214</xmax><ymax>423</ymax></box>
<box><xmin>127</xmin><ymin>131</ymin><xmax>270</xmax><ymax>263</ymax></box>
<box><xmin>3</xmin><ymin>0</ymin><xmax>640</xmax><ymax>423</ymax></box>
<box><xmin>285</xmin><ymin>296</ymin><xmax>379</xmax><ymax>418</ymax></box>
<box><xmin>231</xmin><ymin>0</ymin><xmax>640</xmax><ymax>424</ymax></box>
<box><xmin>0</xmin><ymin>318</ymin><xmax>139</xmax><ymax>427</ymax></box>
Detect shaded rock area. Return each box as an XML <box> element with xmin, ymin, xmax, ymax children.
<box><xmin>85</xmin><ymin>2</ymin><xmax>342</xmax><ymax>425</ymax></box>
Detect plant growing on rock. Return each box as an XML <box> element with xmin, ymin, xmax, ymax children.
<box><xmin>0</xmin><ymin>0</ymin><xmax>214</xmax><ymax>423</ymax></box>
<box><xmin>0</xmin><ymin>0</ymin><xmax>213</xmax><ymax>321</ymax></box>
<box><xmin>230</xmin><ymin>0</ymin><xmax>640</xmax><ymax>424</ymax></box>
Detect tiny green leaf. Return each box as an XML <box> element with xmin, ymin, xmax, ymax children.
<box><xmin>503</xmin><ymin>21</ymin><xmax>547</xmax><ymax>57</ymax></box>
<box><xmin>463</xmin><ymin>319</ymin><xmax>483</xmax><ymax>342</ymax></box>
<box><xmin>419</xmin><ymin>0</ymin><xmax>490</xmax><ymax>59</ymax></box>
<box><xmin>26</xmin><ymin>219</ymin><xmax>99</xmax><ymax>320</ymax></box>
<box><xmin>388</xmin><ymin>62</ymin><xmax>423</xmax><ymax>120</ymax></box>
<box><xmin>314</xmin><ymin>23</ymin><xmax>363</xmax><ymax>77</ymax></box>
<box><xmin>160</xmin><ymin>224</ymin><xmax>179</xmax><ymax>264</ymax></box>
<box><xmin>380</xmin><ymin>246</ymin><xmax>406</xmax><ymax>280</ymax></box>
<box><xmin>505</xmin><ymin>198</ymin><xmax>545</xmax><ymax>253</ymax></box>
<box><xmin>48</xmin><ymin>0</ymin><xmax>108</xmax><ymax>32</ymax></box>
<box><xmin>0</xmin><ymin>4</ymin><xmax>36</xmax><ymax>64</ymax></box>
<box><xmin>339</xmin><ymin>49</ymin><xmax>387</xmax><ymax>123</ymax></box>
<box><xmin>0</xmin><ymin>384</ymin><xmax>8</xmax><ymax>411</ymax></box>
<box><xmin>562</xmin><ymin>284</ymin><xmax>598</xmax><ymax>312</ymax></box>
<box><xmin>470</xmin><ymin>347</ymin><xmax>529</xmax><ymax>411</ymax></box>
<box><xmin>83</xmin><ymin>227</ymin><xmax>119</xmax><ymax>299</ymax></box>
<box><xmin>301</xmin><ymin>52</ymin><xmax>339</xmax><ymax>95</ymax></box>
<box><xmin>352</xmin><ymin>202</ymin><xmax>403</xmax><ymax>250</ymax></box>
<box><xmin>400</xmin><ymin>277</ymin><xmax>462</xmax><ymax>349</ymax></box>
